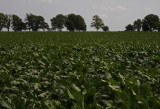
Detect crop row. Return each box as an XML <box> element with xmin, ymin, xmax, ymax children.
<box><xmin>0</xmin><ymin>41</ymin><xmax>160</xmax><ymax>109</ymax></box>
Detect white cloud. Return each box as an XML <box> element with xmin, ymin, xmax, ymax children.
<box><xmin>100</xmin><ymin>14</ymin><xmax>109</xmax><ymax>19</ymax></box>
<box><xmin>92</xmin><ymin>5</ymin><xmax>98</xmax><ymax>9</ymax></box>
<box><xmin>144</xmin><ymin>8</ymin><xmax>151</xmax><ymax>11</ymax></box>
<box><xmin>31</xmin><ymin>0</ymin><xmax>54</xmax><ymax>3</ymax></box>
<box><xmin>101</xmin><ymin>7</ymin><xmax>115</xmax><ymax>11</ymax></box>
<box><xmin>116</xmin><ymin>6</ymin><xmax>126</xmax><ymax>10</ymax></box>
<box><xmin>40</xmin><ymin>0</ymin><xmax>53</xmax><ymax>3</ymax></box>
<box><xmin>92</xmin><ymin>5</ymin><xmax>127</xmax><ymax>11</ymax></box>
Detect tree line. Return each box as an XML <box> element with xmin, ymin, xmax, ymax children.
<box><xmin>125</xmin><ymin>14</ymin><xmax>160</xmax><ymax>32</ymax></box>
<box><xmin>0</xmin><ymin>13</ymin><xmax>109</xmax><ymax>32</ymax></box>
<box><xmin>1</xmin><ymin>12</ymin><xmax>160</xmax><ymax>32</ymax></box>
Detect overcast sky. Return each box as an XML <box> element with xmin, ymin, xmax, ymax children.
<box><xmin>0</xmin><ymin>0</ymin><xmax>160</xmax><ymax>31</ymax></box>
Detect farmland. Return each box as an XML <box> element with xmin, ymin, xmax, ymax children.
<box><xmin>0</xmin><ymin>32</ymin><xmax>160</xmax><ymax>109</ymax></box>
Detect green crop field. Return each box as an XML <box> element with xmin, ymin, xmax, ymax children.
<box><xmin>0</xmin><ymin>32</ymin><xmax>160</xmax><ymax>109</ymax></box>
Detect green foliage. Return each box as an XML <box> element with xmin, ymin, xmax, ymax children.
<box><xmin>75</xmin><ymin>15</ymin><xmax>87</xmax><ymax>31</ymax></box>
<box><xmin>125</xmin><ymin>24</ymin><xmax>135</xmax><ymax>31</ymax></box>
<box><xmin>25</xmin><ymin>13</ymin><xmax>49</xmax><ymax>31</ymax></box>
<box><xmin>102</xmin><ymin>26</ymin><xmax>109</xmax><ymax>32</ymax></box>
<box><xmin>5</xmin><ymin>15</ymin><xmax>12</xmax><ymax>32</ymax></box>
<box><xmin>65</xmin><ymin>14</ymin><xmax>77</xmax><ymax>31</ymax></box>
<box><xmin>65</xmin><ymin>14</ymin><xmax>87</xmax><ymax>31</ymax></box>
<box><xmin>50</xmin><ymin>14</ymin><xmax>66</xmax><ymax>31</ymax></box>
<box><xmin>25</xmin><ymin>13</ymin><xmax>33</xmax><ymax>31</ymax></box>
<box><xmin>12</xmin><ymin>14</ymin><xmax>26</xmax><ymax>31</ymax></box>
<box><xmin>126</xmin><ymin>14</ymin><xmax>160</xmax><ymax>32</ymax></box>
<box><xmin>134</xmin><ymin>19</ymin><xmax>142</xmax><ymax>32</ymax></box>
<box><xmin>0</xmin><ymin>13</ymin><xmax>7</xmax><ymax>31</ymax></box>
<box><xmin>91</xmin><ymin>15</ymin><xmax>104</xmax><ymax>31</ymax></box>
<box><xmin>142</xmin><ymin>14</ymin><xmax>159</xmax><ymax>31</ymax></box>
<box><xmin>0</xmin><ymin>32</ymin><xmax>160</xmax><ymax>109</ymax></box>
<box><xmin>158</xmin><ymin>23</ymin><xmax>160</xmax><ymax>31</ymax></box>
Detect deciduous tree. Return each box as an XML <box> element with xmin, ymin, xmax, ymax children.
<box><xmin>158</xmin><ymin>23</ymin><xmax>160</xmax><ymax>31</ymax></box>
<box><xmin>125</xmin><ymin>24</ymin><xmax>135</xmax><ymax>31</ymax></box>
<box><xmin>75</xmin><ymin>15</ymin><xmax>87</xmax><ymax>31</ymax></box>
<box><xmin>65</xmin><ymin>14</ymin><xmax>87</xmax><ymax>31</ymax></box>
<box><xmin>25</xmin><ymin>13</ymin><xmax>33</xmax><ymax>31</ymax></box>
<box><xmin>134</xmin><ymin>19</ymin><xmax>142</xmax><ymax>31</ymax></box>
<box><xmin>91</xmin><ymin>15</ymin><xmax>104</xmax><ymax>31</ymax></box>
<box><xmin>51</xmin><ymin>14</ymin><xmax>66</xmax><ymax>31</ymax></box>
<box><xmin>0</xmin><ymin>13</ymin><xmax>7</xmax><ymax>31</ymax></box>
<box><xmin>142</xmin><ymin>14</ymin><xmax>159</xmax><ymax>31</ymax></box>
<box><xmin>12</xmin><ymin>14</ymin><xmax>26</xmax><ymax>31</ymax></box>
<box><xmin>5</xmin><ymin>14</ymin><xmax>12</xmax><ymax>32</ymax></box>
<box><xmin>65</xmin><ymin>14</ymin><xmax>77</xmax><ymax>31</ymax></box>
<box><xmin>25</xmin><ymin>14</ymin><xmax>48</xmax><ymax>31</ymax></box>
<box><xmin>102</xmin><ymin>26</ymin><xmax>109</xmax><ymax>32</ymax></box>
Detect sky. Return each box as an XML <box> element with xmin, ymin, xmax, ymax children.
<box><xmin>0</xmin><ymin>0</ymin><xmax>160</xmax><ymax>31</ymax></box>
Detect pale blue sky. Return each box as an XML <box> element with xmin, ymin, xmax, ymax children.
<box><xmin>0</xmin><ymin>0</ymin><xmax>159</xmax><ymax>31</ymax></box>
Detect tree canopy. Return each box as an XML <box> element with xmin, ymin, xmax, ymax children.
<box><xmin>1</xmin><ymin>12</ymin><xmax>160</xmax><ymax>32</ymax></box>
<box><xmin>12</xmin><ymin>14</ymin><xmax>26</xmax><ymax>31</ymax></box>
<box><xmin>6</xmin><ymin>15</ymin><xmax>12</xmax><ymax>32</ymax></box>
<box><xmin>134</xmin><ymin>19</ymin><xmax>142</xmax><ymax>32</ymax></box>
<box><xmin>65</xmin><ymin>14</ymin><xmax>87</xmax><ymax>31</ymax></box>
<box><xmin>125</xmin><ymin>24</ymin><xmax>135</xmax><ymax>31</ymax></box>
<box><xmin>127</xmin><ymin>14</ymin><xmax>160</xmax><ymax>32</ymax></box>
<box><xmin>51</xmin><ymin>14</ymin><xmax>66</xmax><ymax>31</ymax></box>
<box><xmin>158</xmin><ymin>23</ymin><xmax>160</xmax><ymax>31</ymax></box>
<box><xmin>142</xmin><ymin>14</ymin><xmax>159</xmax><ymax>31</ymax></box>
<box><xmin>25</xmin><ymin>13</ymin><xmax>49</xmax><ymax>31</ymax></box>
<box><xmin>0</xmin><ymin>13</ymin><xmax>7</xmax><ymax>31</ymax></box>
<box><xmin>74</xmin><ymin>15</ymin><xmax>87</xmax><ymax>31</ymax></box>
<box><xmin>91</xmin><ymin>15</ymin><xmax>104</xmax><ymax>31</ymax></box>
<box><xmin>102</xmin><ymin>26</ymin><xmax>109</xmax><ymax>32</ymax></box>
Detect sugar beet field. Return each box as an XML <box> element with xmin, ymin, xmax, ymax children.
<box><xmin>0</xmin><ymin>32</ymin><xmax>160</xmax><ymax>109</ymax></box>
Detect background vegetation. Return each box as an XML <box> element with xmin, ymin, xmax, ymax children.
<box><xmin>1</xmin><ymin>12</ymin><xmax>160</xmax><ymax>32</ymax></box>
